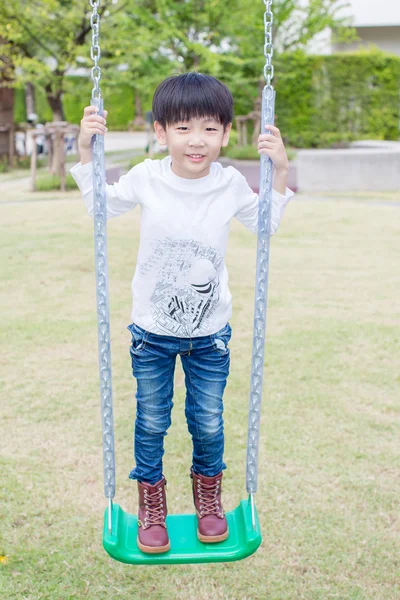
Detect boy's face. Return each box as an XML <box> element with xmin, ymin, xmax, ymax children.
<box><xmin>154</xmin><ymin>117</ymin><xmax>232</xmax><ymax>179</ymax></box>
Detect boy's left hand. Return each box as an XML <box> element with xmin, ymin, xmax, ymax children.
<box><xmin>258</xmin><ymin>124</ymin><xmax>289</xmax><ymax>172</ymax></box>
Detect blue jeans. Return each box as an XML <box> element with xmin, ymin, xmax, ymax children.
<box><xmin>128</xmin><ymin>322</ymin><xmax>232</xmax><ymax>485</ymax></box>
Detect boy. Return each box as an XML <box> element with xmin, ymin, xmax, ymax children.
<box><xmin>71</xmin><ymin>72</ymin><xmax>293</xmax><ymax>554</ymax></box>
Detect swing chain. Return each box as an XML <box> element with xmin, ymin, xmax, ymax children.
<box><xmin>90</xmin><ymin>0</ymin><xmax>102</xmax><ymax>100</ymax></box>
<box><xmin>89</xmin><ymin>0</ymin><xmax>115</xmax><ymax>515</ymax></box>
<box><xmin>263</xmin><ymin>0</ymin><xmax>274</xmax><ymax>86</ymax></box>
<box><xmin>246</xmin><ymin>1</ymin><xmax>276</xmax><ymax>504</ymax></box>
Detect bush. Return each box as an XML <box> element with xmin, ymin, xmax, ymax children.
<box><xmin>128</xmin><ymin>152</ymin><xmax>168</xmax><ymax>169</ymax></box>
<box><xmin>274</xmin><ymin>49</ymin><xmax>400</xmax><ymax>148</ymax></box>
<box><xmin>15</xmin><ymin>50</ymin><xmax>400</xmax><ymax>149</ymax></box>
<box><xmin>224</xmin><ymin>144</ymin><xmax>260</xmax><ymax>160</ymax></box>
<box><xmin>0</xmin><ymin>156</ymin><xmax>47</xmax><ymax>173</ymax></box>
<box><xmin>223</xmin><ymin>144</ymin><xmax>297</xmax><ymax>161</ymax></box>
<box><xmin>0</xmin><ymin>158</ymin><xmax>9</xmax><ymax>173</ymax></box>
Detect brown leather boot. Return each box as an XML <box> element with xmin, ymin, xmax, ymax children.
<box><xmin>137</xmin><ymin>477</ymin><xmax>170</xmax><ymax>554</ymax></box>
<box><xmin>191</xmin><ymin>470</ymin><xmax>228</xmax><ymax>543</ymax></box>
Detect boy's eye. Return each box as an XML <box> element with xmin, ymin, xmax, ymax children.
<box><xmin>176</xmin><ymin>126</ymin><xmax>218</xmax><ymax>131</ymax></box>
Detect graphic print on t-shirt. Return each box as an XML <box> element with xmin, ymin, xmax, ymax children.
<box><xmin>140</xmin><ymin>237</ymin><xmax>223</xmax><ymax>336</ymax></box>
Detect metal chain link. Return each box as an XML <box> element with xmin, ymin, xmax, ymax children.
<box><xmin>246</xmin><ymin>0</ymin><xmax>275</xmax><ymax>505</ymax></box>
<box><xmin>263</xmin><ymin>0</ymin><xmax>274</xmax><ymax>86</ymax></box>
<box><xmin>90</xmin><ymin>0</ymin><xmax>102</xmax><ymax>100</ymax></box>
<box><xmin>89</xmin><ymin>0</ymin><xmax>115</xmax><ymax>517</ymax></box>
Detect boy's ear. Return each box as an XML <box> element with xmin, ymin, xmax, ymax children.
<box><xmin>154</xmin><ymin>121</ymin><xmax>167</xmax><ymax>144</ymax></box>
<box><xmin>221</xmin><ymin>123</ymin><xmax>232</xmax><ymax>148</ymax></box>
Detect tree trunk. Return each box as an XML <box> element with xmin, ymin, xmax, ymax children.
<box><xmin>0</xmin><ymin>38</ymin><xmax>15</xmax><ymax>164</ymax></box>
<box><xmin>133</xmin><ymin>92</ymin><xmax>144</xmax><ymax>127</ymax></box>
<box><xmin>45</xmin><ymin>84</ymin><xmax>65</xmax><ymax>122</ymax></box>
<box><xmin>25</xmin><ymin>82</ymin><xmax>35</xmax><ymax>120</ymax></box>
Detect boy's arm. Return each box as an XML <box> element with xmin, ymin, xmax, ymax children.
<box><xmin>273</xmin><ymin>167</ymin><xmax>289</xmax><ymax>196</ymax></box>
<box><xmin>80</xmin><ymin>147</ymin><xmax>93</xmax><ymax>166</ymax></box>
<box><xmin>233</xmin><ymin>170</ymin><xmax>294</xmax><ymax>235</ymax></box>
<box><xmin>70</xmin><ymin>161</ymin><xmax>143</xmax><ymax>219</ymax></box>
<box><xmin>71</xmin><ymin>104</ymin><xmax>144</xmax><ymax>218</ymax></box>
<box><xmin>233</xmin><ymin>123</ymin><xmax>293</xmax><ymax>234</ymax></box>
<box><xmin>69</xmin><ymin>104</ymin><xmax>141</xmax><ymax>218</ymax></box>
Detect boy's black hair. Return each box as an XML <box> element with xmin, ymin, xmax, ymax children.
<box><xmin>152</xmin><ymin>72</ymin><xmax>233</xmax><ymax>130</ymax></box>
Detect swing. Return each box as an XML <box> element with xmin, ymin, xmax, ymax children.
<box><xmin>89</xmin><ymin>0</ymin><xmax>276</xmax><ymax>565</ymax></box>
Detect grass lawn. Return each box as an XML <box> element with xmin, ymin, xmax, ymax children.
<box><xmin>0</xmin><ymin>191</ymin><xmax>399</xmax><ymax>599</ymax></box>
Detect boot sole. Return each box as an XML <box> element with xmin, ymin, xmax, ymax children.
<box><xmin>137</xmin><ymin>538</ymin><xmax>171</xmax><ymax>554</ymax></box>
<box><xmin>197</xmin><ymin>528</ymin><xmax>229</xmax><ymax>543</ymax></box>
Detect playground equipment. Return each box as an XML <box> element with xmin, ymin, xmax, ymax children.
<box><xmin>89</xmin><ymin>0</ymin><xmax>276</xmax><ymax>564</ymax></box>
<box><xmin>29</xmin><ymin>121</ymin><xmax>79</xmax><ymax>191</ymax></box>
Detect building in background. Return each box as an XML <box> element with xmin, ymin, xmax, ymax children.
<box><xmin>337</xmin><ymin>0</ymin><xmax>400</xmax><ymax>55</ymax></box>
<box><xmin>308</xmin><ymin>0</ymin><xmax>400</xmax><ymax>55</ymax></box>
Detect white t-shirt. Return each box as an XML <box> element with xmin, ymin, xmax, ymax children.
<box><xmin>70</xmin><ymin>155</ymin><xmax>294</xmax><ymax>337</ymax></box>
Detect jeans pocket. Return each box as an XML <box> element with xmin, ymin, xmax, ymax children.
<box><xmin>212</xmin><ymin>322</ymin><xmax>232</xmax><ymax>355</ymax></box>
<box><xmin>128</xmin><ymin>323</ymin><xmax>147</xmax><ymax>355</ymax></box>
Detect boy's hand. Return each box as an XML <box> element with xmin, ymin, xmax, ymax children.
<box><xmin>79</xmin><ymin>106</ymin><xmax>108</xmax><ymax>151</ymax></box>
<box><xmin>258</xmin><ymin>124</ymin><xmax>289</xmax><ymax>173</ymax></box>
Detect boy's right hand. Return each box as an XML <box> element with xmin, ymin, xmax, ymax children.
<box><xmin>79</xmin><ymin>106</ymin><xmax>108</xmax><ymax>150</ymax></box>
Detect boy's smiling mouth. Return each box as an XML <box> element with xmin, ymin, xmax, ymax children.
<box><xmin>186</xmin><ymin>154</ymin><xmax>206</xmax><ymax>162</ymax></box>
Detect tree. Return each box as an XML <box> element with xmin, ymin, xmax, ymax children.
<box><xmin>0</xmin><ymin>0</ymin><xmax>141</xmax><ymax>120</ymax></box>
<box><xmin>0</xmin><ymin>0</ymin><xmax>355</xmax><ymax>122</ymax></box>
<box><xmin>125</xmin><ymin>0</ymin><xmax>356</xmax><ymax>116</ymax></box>
<box><xmin>222</xmin><ymin>0</ymin><xmax>356</xmax><ymax>116</ymax></box>
<box><xmin>0</xmin><ymin>37</ymin><xmax>15</xmax><ymax>164</ymax></box>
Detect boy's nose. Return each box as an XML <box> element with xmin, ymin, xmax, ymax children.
<box><xmin>189</xmin><ymin>138</ymin><xmax>205</xmax><ymax>147</ymax></box>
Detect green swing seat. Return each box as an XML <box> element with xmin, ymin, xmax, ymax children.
<box><xmin>103</xmin><ymin>497</ymin><xmax>262</xmax><ymax>565</ymax></box>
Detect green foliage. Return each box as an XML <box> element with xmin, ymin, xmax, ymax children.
<box><xmin>0</xmin><ymin>0</ymin><xmax>142</xmax><ymax>120</ymax></box>
<box><xmin>63</xmin><ymin>78</ymin><xmax>135</xmax><ymax>130</ymax></box>
<box><xmin>15</xmin><ymin>78</ymin><xmax>135</xmax><ymax>129</ymax></box>
<box><xmin>13</xmin><ymin>49</ymin><xmax>400</xmax><ymax>150</ymax></box>
<box><xmin>233</xmin><ymin>0</ymin><xmax>356</xmax><ymax>55</ymax></box>
<box><xmin>13</xmin><ymin>86</ymin><xmax>27</xmax><ymax>123</ymax></box>
<box><xmin>0</xmin><ymin>155</ymin><xmax>47</xmax><ymax>173</ymax></box>
<box><xmin>62</xmin><ymin>77</ymin><xmax>93</xmax><ymax>125</ymax></box>
<box><xmin>128</xmin><ymin>152</ymin><xmax>168</xmax><ymax>169</ymax></box>
<box><xmin>4</xmin><ymin>3</ymin><xmax>399</xmax><ymax>149</ymax></box>
<box><xmin>2</xmin><ymin>0</ymin><xmax>356</xmax><ymax>124</ymax></box>
<box><xmin>14</xmin><ymin>86</ymin><xmax>53</xmax><ymax>124</ymax></box>
<box><xmin>223</xmin><ymin>144</ymin><xmax>297</xmax><ymax>161</ymax></box>
<box><xmin>223</xmin><ymin>145</ymin><xmax>261</xmax><ymax>160</ymax></box>
<box><xmin>274</xmin><ymin>49</ymin><xmax>400</xmax><ymax>147</ymax></box>
<box><xmin>14</xmin><ymin>156</ymin><xmax>32</xmax><ymax>169</ymax></box>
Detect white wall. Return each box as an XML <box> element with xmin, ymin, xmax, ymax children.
<box><xmin>307</xmin><ymin>0</ymin><xmax>400</xmax><ymax>55</ymax></box>
<box><xmin>343</xmin><ymin>0</ymin><xmax>400</xmax><ymax>27</ymax></box>
<box><xmin>352</xmin><ymin>26</ymin><xmax>400</xmax><ymax>55</ymax></box>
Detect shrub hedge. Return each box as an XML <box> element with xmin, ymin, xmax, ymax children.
<box><xmin>15</xmin><ymin>50</ymin><xmax>400</xmax><ymax>148</ymax></box>
<box><xmin>274</xmin><ymin>50</ymin><xmax>400</xmax><ymax>147</ymax></box>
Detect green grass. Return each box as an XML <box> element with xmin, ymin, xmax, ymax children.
<box><xmin>35</xmin><ymin>172</ymin><xmax>78</xmax><ymax>192</ymax></box>
<box><xmin>0</xmin><ymin>192</ymin><xmax>399</xmax><ymax>599</ymax></box>
<box><xmin>0</xmin><ymin>156</ymin><xmax>47</xmax><ymax>174</ymax></box>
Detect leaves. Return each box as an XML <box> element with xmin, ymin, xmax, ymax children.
<box><xmin>1</xmin><ymin>0</ymin><xmax>358</xmax><ymax>120</ymax></box>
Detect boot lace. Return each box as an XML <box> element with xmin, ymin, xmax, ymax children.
<box><xmin>143</xmin><ymin>487</ymin><xmax>166</xmax><ymax>528</ymax></box>
<box><xmin>197</xmin><ymin>478</ymin><xmax>222</xmax><ymax>517</ymax></box>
